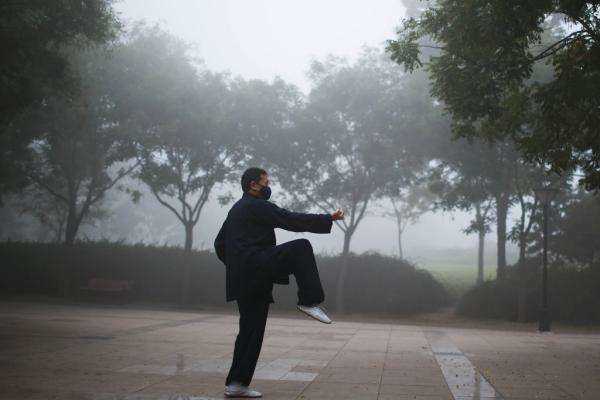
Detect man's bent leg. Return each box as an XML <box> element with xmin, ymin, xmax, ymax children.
<box><xmin>225</xmin><ymin>297</ymin><xmax>270</xmax><ymax>386</ymax></box>
<box><xmin>264</xmin><ymin>239</ymin><xmax>325</xmax><ymax>306</ymax></box>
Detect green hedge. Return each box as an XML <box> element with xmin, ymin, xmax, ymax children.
<box><xmin>457</xmin><ymin>258</ymin><xmax>600</xmax><ymax>324</ymax></box>
<box><xmin>0</xmin><ymin>241</ymin><xmax>449</xmax><ymax>314</ymax></box>
<box><xmin>315</xmin><ymin>251</ymin><xmax>450</xmax><ymax>313</ymax></box>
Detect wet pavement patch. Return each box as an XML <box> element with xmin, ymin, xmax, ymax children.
<box><xmin>425</xmin><ymin>330</ymin><xmax>504</xmax><ymax>399</ymax></box>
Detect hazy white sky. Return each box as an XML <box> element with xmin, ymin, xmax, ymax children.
<box><xmin>115</xmin><ymin>0</ymin><xmax>406</xmax><ymax>92</ymax></box>
<box><xmin>114</xmin><ymin>0</ymin><xmax>515</xmax><ymax>260</ymax></box>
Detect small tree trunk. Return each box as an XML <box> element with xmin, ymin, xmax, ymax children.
<box><xmin>518</xmin><ymin>235</ymin><xmax>526</xmax><ymax>264</ymax></box>
<box><xmin>477</xmin><ymin>229</ymin><xmax>485</xmax><ymax>285</ymax></box>
<box><xmin>335</xmin><ymin>230</ymin><xmax>353</xmax><ymax>313</ymax></box>
<box><xmin>518</xmin><ymin>196</ymin><xmax>526</xmax><ymax>264</ymax></box>
<box><xmin>180</xmin><ymin>223</ymin><xmax>194</xmax><ymax>305</ymax></box>
<box><xmin>396</xmin><ymin>213</ymin><xmax>404</xmax><ymax>259</ymax></box>
<box><xmin>62</xmin><ymin>200</ymin><xmax>79</xmax><ymax>298</ymax></box>
<box><xmin>64</xmin><ymin>201</ymin><xmax>79</xmax><ymax>246</ymax></box>
<box><xmin>56</xmin><ymin>215</ymin><xmax>66</xmax><ymax>243</ymax></box>
<box><xmin>342</xmin><ymin>232</ymin><xmax>351</xmax><ymax>257</ymax></box>
<box><xmin>519</xmin><ymin>238</ymin><xmax>525</xmax><ymax>264</ymax></box>
<box><xmin>495</xmin><ymin>193</ymin><xmax>509</xmax><ymax>280</ymax></box>
<box><xmin>184</xmin><ymin>223</ymin><xmax>194</xmax><ymax>252</ymax></box>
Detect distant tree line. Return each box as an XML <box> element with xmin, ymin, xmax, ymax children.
<box><xmin>1</xmin><ymin>1</ymin><xmax>599</xmax><ymax>308</ymax></box>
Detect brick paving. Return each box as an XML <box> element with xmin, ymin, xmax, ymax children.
<box><xmin>1</xmin><ymin>301</ymin><xmax>599</xmax><ymax>400</ymax></box>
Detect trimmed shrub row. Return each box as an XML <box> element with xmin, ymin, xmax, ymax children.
<box><xmin>457</xmin><ymin>259</ymin><xmax>600</xmax><ymax>324</ymax></box>
<box><xmin>0</xmin><ymin>242</ymin><xmax>450</xmax><ymax>314</ymax></box>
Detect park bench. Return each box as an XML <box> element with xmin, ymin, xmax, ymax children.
<box><xmin>79</xmin><ymin>278</ymin><xmax>134</xmax><ymax>304</ymax></box>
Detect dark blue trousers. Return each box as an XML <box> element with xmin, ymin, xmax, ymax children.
<box><xmin>225</xmin><ymin>238</ymin><xmax>325</xmax><ymax>385</ymax></box>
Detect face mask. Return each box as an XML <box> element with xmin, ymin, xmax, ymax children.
<box><xmin>256</xmin><ymin>182</ymin><xmax>271</xmax><ymax>200</ymax></box>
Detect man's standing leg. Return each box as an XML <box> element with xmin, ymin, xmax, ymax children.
<box><xmin>225</xmin><ymin>297</ymin><xmax>270</xmax><ymax>387</ymax></box>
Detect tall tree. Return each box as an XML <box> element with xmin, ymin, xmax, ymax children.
<box><xmin>9</xmin><ymin>185</ymin><xmax>107</xmax><ymax>243</ymax></box>
<box><xmin>0</xmin><ymin>0</ymin><xmax>120</xmax><ymax>200</ymax></box>
<box><xmin>120</xmin><ymin>27</ymin><xmax>239</xmax><ymax>253</ymax></box>
<box><xmin>120</xmin><ymin>27</ymin><xmax>242</xmax><ymax>304</ymax></box>
<box><xmin>377</xmin><ymin>68</ymin><xmax>444</xmax><ymax>260</ymax></box>
<box><xmin>21</xmin><ymin>45</ymin><xmax>138</xmax><ymax>245</ymax></box>
<box><xmin>388</xmin><ymin>14</ymin><xmax>571</xmax><ymax>277</ymax></box>
<box><xmin>426</xmin><ymin>133</ymin><xmax>524</xmax><ymax>280</ymax></box>
<box><xmin>0</xmin><ymin>0</ymin><xmax>119</xmax><ymax>124</ymax></box>
<box><xmin>387</xmin><ymin>2</ymin><xmax>600</xmax><ymax>191</ymax></box>
<box><xmin>136</xmin><ymin>68</ymin><xmax>234</xmax><ymax>253</ymax></box>
<box><xmin>268</xmin><ymin>48</ymin><xmax>429</xmax><ymax>311</ymax></box>
<box><xmin>381</xmin><ymin>182</ymin><xmax>435</xmax><ymax>260</ymax></box>
<box><xmin>507</xmin><ymin>164</ymin><xmax>550</xmax><ymax>264</ymax></box>
<box><xmin>427</xmin><ymin>143</ymin><xmax>496</xmax><ymax>284</ymax></box>
<box><xmin>552</xmin><ymin>190</ymin><xmax>600</xmax><ymax>266</ymax></box>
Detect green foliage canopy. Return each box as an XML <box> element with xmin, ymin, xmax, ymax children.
<box><xmin>388</xmin><ymin>1</ymin><xmax>600</xmax><ymax>191</ymax></box>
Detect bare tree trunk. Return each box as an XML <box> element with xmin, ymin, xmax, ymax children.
<box><xmin>474</xmin><ymin>204</ymin><xmax>485</xmax><ymax>285</ymax></box>
<box><xmin>180</xmin><ymin>223</ymin><xmax>194</xmax><ymax>305</ymax></box>
<box><xmin>518</xmin><ymin>234</ymin><xmax>526</xmax><ymax>264</ymax></box>
<box><xmin>184</xmin><ymin>223</ymin><xmax>194</xmax><ymax>252</ymax></box>
<box><xmin>396</xmin><ymin>212</ymin><xmax>404</xmax><ymax>259</ymax></box>
<box><xmin>477</xmin><ymin>229</ymin><xmax>485</xmax><ymax>285</ymax></box>
<box><xmin>62</xmin><ymin>198</ymin><xmax>79</xmax><ymax>299</ymax></box>
<box><xmin>64</xmin><ymin>200</ymin><xmax>78</xmax><ymax>246</ymax></box>
<box><xmin>56</xmin><ymin>211</ymin><xmax>66</xmax><ymax>243</ymax></box>
<box><xmin>517</xmin><ymin>194</ymin><xmax>526</xmax><ymax>264</ymax></box>
<box><xmin>397</xmin><ymin>227</ymin><xmax>404</xmax><ymax>260</ymax></box>
<box><xmin>495</xmin><ymin>193</ymin><xmax>509</xmax><ymax>280</ymax></box>
<box><xmin>342</xmin><ymin>230</ymin><xmax>351</xmax><ymax>257</ymax></box>
<box><xmin>335</xmin><ymin>230</ymin><xmax>353</xmax><ymax>313</ymax></box>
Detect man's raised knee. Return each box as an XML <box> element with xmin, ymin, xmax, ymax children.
<box><xmin>295</xmin><ymin>238</ymin><xmax>312</xmax><ymax>251</ymax></box>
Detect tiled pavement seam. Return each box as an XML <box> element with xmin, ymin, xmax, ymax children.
<box><xmin>424</xmin><ymin>329</ymin><xmax>504</xmax><ymax>399</ymax></box>
<box><xmin>376</xmin><ymin>326</ymin><xmax>393</xmax><ymax>400</ymax></box>
<box><xmin>381</xmin><ymin>327</ymin><xmax>453</xmax><ymax>400</ymax></box>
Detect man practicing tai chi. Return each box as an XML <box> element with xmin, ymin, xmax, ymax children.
<box><xmin>214</xmin><ymin>167</ymin><xmax>344</xmax><ymax>398</ymax></box>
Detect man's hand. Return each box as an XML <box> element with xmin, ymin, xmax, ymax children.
<box><xmin>331</xmin><ymin>208</ymin><xmax>344</xmax><ymax>221</ymax></box>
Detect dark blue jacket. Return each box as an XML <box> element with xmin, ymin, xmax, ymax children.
<box><xmin>214</xmin><ymin>192</ymin><xmax>333</xmax><ymax>303</ymax></box>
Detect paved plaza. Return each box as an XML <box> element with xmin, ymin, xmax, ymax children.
<box><xmin>1</xmin><ymin>301</ymin><xmax>599</xmax><ymax>400</ymax></box>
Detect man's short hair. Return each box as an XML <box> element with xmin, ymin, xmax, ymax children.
<box><xmin>241</xmin><ymin>167</ymin><xmax>267</xmax><ymax>193</ymax></box>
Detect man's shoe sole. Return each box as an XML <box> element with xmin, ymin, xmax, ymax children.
<box><xmin>297</xmin><ymin>306</ymin><xmax>332</xmax><ymax>324</ymax></box>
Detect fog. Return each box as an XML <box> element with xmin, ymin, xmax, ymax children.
<box><xmin>113</xmin><ymin>0</ymin><xmax>516</xmax><ymax>261</ymax></box>
<box><xmin>116</xmin><ymin>0</ymin><xmax>405</xmax><ymax>93</ymax></box>
<box><xmin>3</xmin><ymin>5</ymin><xmax>599</xmax><ymax>399</ymax></box>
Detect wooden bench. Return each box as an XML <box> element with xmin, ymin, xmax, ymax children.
<box><xmin>79</xmin><ymin>278</ymin><xmax>134</xmax><ymax>304</ymax></box>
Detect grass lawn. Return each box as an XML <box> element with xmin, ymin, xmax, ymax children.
<box><xmin>416</xmin><ymin>262</ymin><xmax>495</xmax><ymax>300</ymax></box>
<box><xmin>403</xmin><ymin>246</ymin><xmax>516</xmax><ymax>300</ymax></box>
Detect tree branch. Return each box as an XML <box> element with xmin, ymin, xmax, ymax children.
<box><xmin>353</xmin><ymin>197</ymin><xmax>370</xmax><ymax>230</ymax></box>
<box><xmin>90</xmin><ymin>160</ymin><xmax>140</xmax><ymax>205</ymax></box>
<box><xmin>192</xmin><ymin>183</ymin><xmax>212</xmax><ymax>225</ymax></box>
<box><xmin>572</xmin><ymin>15</ymin><xmax>600</xmax><ymax>43</ymax></box>
<box><xmin>152</xmin><ymin>188</ymin><xmax>184</xmax><ymax>224</ymax></box>
<box><xmin>532</xmin><ymin>30</ymin><xmax>584</xmax><ymax>61</ymax></box>
<box><xmin>419</xmin><ymin>44</ymin><xmax>445</xmax><ymax>50</ymax></box>
<box><xmin>28</xmin><ymin>174</ymin><xmax>69</xmax><ymax>204</ymax></box>
<box><xmin>304</xmin><ymin>191</ymin><xmax>347</xmax><ymax>232</ymax></box>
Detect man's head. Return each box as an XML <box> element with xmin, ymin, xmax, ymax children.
<box><xmin>241</xmin><ymin>167</ymin><xmax>271</xmax><ymax>199</ymax></box>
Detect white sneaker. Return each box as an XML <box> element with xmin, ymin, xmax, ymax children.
<box><xmin>224</xmin><ymin>383</ymin><xmax>262</xmax><ymax>398</ymax></box>
<box><xmin>297</xmin><ymin>304</ymin><xmax>332</xmax><ymax>324</ymax></box>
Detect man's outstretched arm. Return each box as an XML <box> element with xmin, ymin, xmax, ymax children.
<box><xmin>252</xmin><ymin>201</ymin><xmax>338</xmax><ymax>233</ymax></box>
